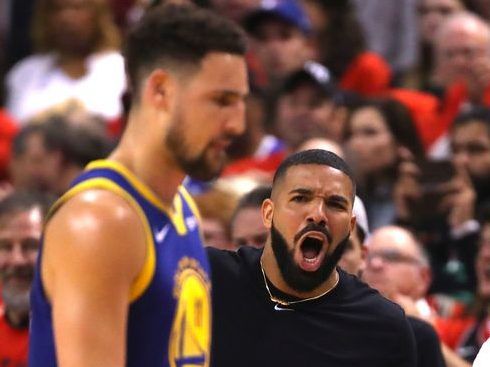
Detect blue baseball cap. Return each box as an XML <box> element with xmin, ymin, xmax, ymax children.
<box><xmin>244</xmin><ymin>0</ymin><xmax>312</xmax><ymax>35</ymax></box>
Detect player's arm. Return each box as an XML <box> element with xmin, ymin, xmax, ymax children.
<box><xmin>41</xmin><ymin>190</ymin><xmax>147</xmax><ymax>367</ymax></box>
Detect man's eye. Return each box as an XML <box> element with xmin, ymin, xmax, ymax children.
<box><xmin>292</xmin><ymin>195</ymin><xmax>307</xmax><ymax>202</ymax></box>
<box><xmin>214</xmin><ymin>95</ymin><xmax>235</xmax><ymax>107</ymax></box>
<box><xmin>329</xmin><ymin>201</ymin><xmax>346</xmax><ymax>210</ymax></box>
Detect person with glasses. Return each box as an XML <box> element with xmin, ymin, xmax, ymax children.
<box><xmin>362</xmin><ymin>225</ymin><xmax>473</xmax><ymax>367</ymax></box>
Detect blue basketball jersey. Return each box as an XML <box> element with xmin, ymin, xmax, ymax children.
<box><xmin>29</xmin><ymin>160</ymin><xmax>212</xmax><ymax>367</ymax></box>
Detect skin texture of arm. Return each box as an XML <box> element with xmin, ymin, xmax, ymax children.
<box><xmin>41</xmin><ymin>189</ymin><xmax>147</xmax><ymax>367</ymax></box>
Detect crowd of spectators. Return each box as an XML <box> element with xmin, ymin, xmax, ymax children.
<box><xmin>1</xmin><ymin>0</ymin><xmax>490</xmax><ymax>365</ymax></box>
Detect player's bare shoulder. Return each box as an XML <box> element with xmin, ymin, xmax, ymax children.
<box><xmin>42</xmin><ymin>189</ymin><xmax>147</xmax><ymax>301</ymax></box>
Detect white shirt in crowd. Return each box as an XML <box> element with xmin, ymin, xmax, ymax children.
<box><xmin>6</xmin><ymin>51</ymin><xmax>126</xmax><ymax>123</ymax></box>
<box><xmin>473</xmin><ymin>338</ymin><xmax>490</xmax><ymax>367</ymax></box>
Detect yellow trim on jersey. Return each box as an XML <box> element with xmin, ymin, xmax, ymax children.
<box><xmin>49</xmin><ymin>178</ymin><xmax>156</xmax><ymax>303</ymax></box>
<box><xmin>86</xmin><ymin>160</ymin><xmax>187</xmax><ymax>235</ymax></box>
<box><xmin>178</xmin><ymin>185</ymin><xmax>202</xmax><ymax>222</ymax></box>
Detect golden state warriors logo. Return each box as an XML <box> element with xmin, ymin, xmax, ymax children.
<box><xmin>169</xmin><ymin>257</ymin><xmax>211</xmax><ymax>367</ymax></box>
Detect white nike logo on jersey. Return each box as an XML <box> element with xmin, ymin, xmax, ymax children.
<box><xmin>274</xmin><ymin>304</ymin><xmax>294</xmax><ymax>312</ymax></box>
<box><xmin>155</xmin><ymin>224</ymin><xmax>170</xmax><ymax>242</ymax></box>
<box><xmin>185</xmin><ymin>216</ymin><xmax>198</xmax><ymax>231</ymax></box>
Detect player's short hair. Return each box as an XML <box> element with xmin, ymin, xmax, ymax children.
<box><xmin>272</xmin><ymin>149</ymin><xmax>356</xmax><ymax>201</ymax></box>
<box><xmin>123</xmin><ymin>3</ymin><xmax>247</xmax><ymax>99</ymax></box>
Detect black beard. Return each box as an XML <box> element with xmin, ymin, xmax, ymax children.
<box><xmin>270</xmin><ymin>222</ymin><xmax>350</xmax><ymax>293</ymax></box>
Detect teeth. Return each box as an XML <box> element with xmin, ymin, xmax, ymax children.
<box><xmin>305</xmin><ymin>257</ymin><xmax>317</xmax><ymax>263</ymax></box>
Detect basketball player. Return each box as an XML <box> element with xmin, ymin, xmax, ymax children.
<box><xmin>29</xmin><ymin>3</ymin><xmax>248</xmax><ymax>367</ymax></box>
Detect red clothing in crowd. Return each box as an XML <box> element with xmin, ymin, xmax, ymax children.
<box><xmin>222</xmin><ymin>150</ymin><xmax>286</xmax><ymax>179</ymax></box>
<box><xmin>340</xmin><ymin>52</ymin><xmax>392</xmax><ymax>97</ymax></box>
<box><xmin>0</xmin><ymin>308</ymin><xmax>28</xmax><ymax>367</ymax></box>
<box><xmin>0</xmin><ymin>110</ymin><xmax>19</xmax><ymax>179</ymax></box>
<box><xmin>388</xmin><ymin>88</ymin><xmax>442</xmax><ymax>151</ymax></box>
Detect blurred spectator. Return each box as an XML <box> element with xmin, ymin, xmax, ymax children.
<box><xmin>301</xmin><ymin>0</ymin><xmax>392</xmax><ymax>97</ymax></box>
<box><xmin>435</xmin><ymin>12</ymin><xmax>490</xmax><ymax>100</ymax></box>
<box><xmin>394</xmin><ymin>107</ymin><xmax>490</xmax><ymax>299</ymax></box>
<box><xmin>193</xmin><ymin>181</ymin><xmax>240</xmax><ymax>250</ymax></box>
<box><xmin>223</xmin><ymin>61</ymin><xmax>346</xmax><ymax>180</ymax></box>
<box><xmin>362</xmin><ymin>225</ymin><xmax>468</xmax><ymax>367</ymax></box>
<box><xmin>272</xmin><ymin>61</ymin><xmax>345</xmax><ymax>148</ymax></box>
<box><xmin>408</xmin><ymin>0</ymin><xmax>466</xmax><ymax>93</ymax></box>
<box><xmin>0</xmin><ymin>191</ymin><xmax>55</xmax><ymax>367</ymax></box>
<box><xmin>9</xmin><ymin>114</ymin><xmax>113</xmax><ymax>195</ymax></box>
<box><xmin>5</xmin><ymin>0</ymin><xmax>125</xmax><ymax>124</ymax></box>
<box><xmin>451</xmin><ymin>108</ymin><xmax>490</xmax><ymax>213</ymax></box>
<box><xmin>352</xmin><ymin>0</ymin><xmax>418</xmax><ymax>79</ymax></box>
<box><xmin>363</xmin><ymin>226</ymin><xmax>432</xmax><ymax>309</ymax></box>
<box><xmin>243</xmin><ymin>0</ymin><xmax>315</xmax><ymax>86</ymax></box>
<box><xmin>230</xmin><ymin>185</ymin><xmax>271</xmax><ymax>248</ymax></box>
<box><xmin>425</xmin><ymin>11</ymin><xmax>490</xmax><ymax>158</ymax></box>
<box><xmin>344</xmin><ymin>98</ymin><xmax>425</xmax><ymax>230</ymax></box>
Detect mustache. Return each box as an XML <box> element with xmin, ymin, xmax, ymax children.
<box><xmin>2</xmin><ymin>266</ymin><xmax>34</xmax><ymax>280</ymax></box>
<box><xmin>294</xmin><ymin>223</ymin><xmax>332</xmax><ymax>244</ymax></box>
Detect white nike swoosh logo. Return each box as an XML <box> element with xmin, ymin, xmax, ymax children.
<box><xmin>274</xmin><ymin>304</ymin><xmax>294</xmax><ymax>312</ymax></box>
<box><xmin>155</xmin><ymin>224</ymin><xmax>170</xmax><ymax>242</ymax></box>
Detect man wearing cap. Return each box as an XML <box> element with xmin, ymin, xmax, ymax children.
<box><xmin>273</xmin><ymin>61</ymin><xmax>346</xmax><ymax>150</ymax></box>
<box><xmin>243</xmin><ymin>0</ymin><xmax>315</xmax><ymax>84</ymax></box>
<box><xmin>208</xmin><ymin>149</ymin><xmax>417</xmax><ymax>367</ymax></box>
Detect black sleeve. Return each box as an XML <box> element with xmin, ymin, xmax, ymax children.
<box><xmin>206</xmin><ymin>247</ymin><xmax>247</xmax><ymax>367</ymax></box>
<box><xmin>397</xmin><ymin>314</ymin><xmax>419</xmax><ymax>367</ymax></box>
<box><xmin>408</xmin><ymin>317</ymin><xmax>446</xmax><ymax>367</ymax></box>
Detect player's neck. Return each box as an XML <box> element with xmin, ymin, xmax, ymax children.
<box><xmin>261</xmin><ymin>245</ymin><xmax>339</xmax><ymax>301</ymax></box>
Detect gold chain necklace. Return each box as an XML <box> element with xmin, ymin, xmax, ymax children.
<box><xmin>260</xmin><ymin>259</ymin><xmax>340</xmax><ymax>306</ymax></box>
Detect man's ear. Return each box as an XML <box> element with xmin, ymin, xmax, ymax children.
<box><xmin>350</xmin><ymin>214</ymin><xmax>357</xmax><ymax>234</ymax></box>
<box><xmin>142</xmin><ymin>69</ymin><xmax>176</xmax><ymax>111</ymax></box>
<box><xmin>262</xmin><ymin>198</ymin><xmax>274</xmax><ymax>229</ymax></box>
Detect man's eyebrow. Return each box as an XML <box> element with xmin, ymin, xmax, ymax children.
<box><xmin>328</xmin><ymin>194</ymin><xmax>350</xmax><ymax>206</ymax></box>
<box><xmin>288</xmin><ymin>188</ymin><xmax>313</xmax><ymax>195</ymax></box>
<box><xmin>213</xmin><ymin>90</ymin><xmax>249</xmax><ymax>98</ymax></box>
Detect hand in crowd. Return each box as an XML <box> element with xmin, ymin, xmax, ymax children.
<box><xmin>439</xmin><ymin>162</ymin><xmax>476</xmax><ymax>229</ymax></box>
<box><xmin>394</xmin><ymin>149</ymin><xmax>476</xmax><ymax>230</ymax></box>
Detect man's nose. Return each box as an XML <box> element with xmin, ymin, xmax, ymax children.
<box><xmin>9</xmin><ymin>244</ymin><xmax>29</xmax><ymax>266</ymax></box>
<box><xmin>225</xmin><ymin>102</ymin><xmax>246</xmax><ymax>137</ymax></box>
<box><xmin>366</xmin><ymin>254</ymin><xmax>385</xmax><ymax>270</ymax></box>
<box><xmin>306</xmin><ymin>200</ymin><xmax>327</xmax><ymax>226</ymax></box>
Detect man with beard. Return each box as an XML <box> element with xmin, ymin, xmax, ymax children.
<box><xmin>0</xmin><ymin>191</ymin><xmax>54</xmax><ymax>367</ymax></box>
<box><xmin>207</xmin><ymin>149</ymin><xmax>417</xmax><ymax>367</ymax></box>
<box><xmin>29</xmin><ymin>4</ymin><xmax>248</xmax><ymax>367</ymax></box>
